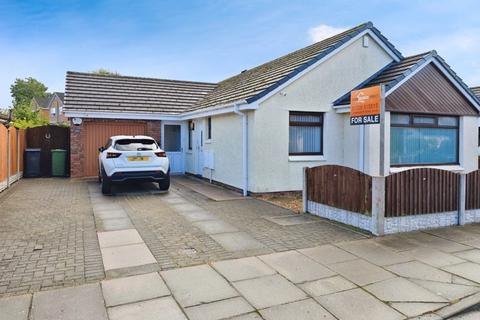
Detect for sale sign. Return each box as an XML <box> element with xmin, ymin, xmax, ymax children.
<box><xmin>350</xmin><ymin>86</ymin><xmax>381</xmax><ymax>125</ymax></box>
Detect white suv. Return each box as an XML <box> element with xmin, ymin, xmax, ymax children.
<box><xmin>98</xmin><ymin>135</ymin><xmax>170</xmax><ymax>194</ymax></box>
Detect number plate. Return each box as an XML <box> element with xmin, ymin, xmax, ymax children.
<box><xmin>127</xmin><ymin>156</ymin><xmax>149</xmax><ymax>161</ymax></box>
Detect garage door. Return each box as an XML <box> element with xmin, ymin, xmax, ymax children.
<box><xmin>84</xmin><ymin>121</ymin><xmax>147</xmax><ymax>177</ymax></box>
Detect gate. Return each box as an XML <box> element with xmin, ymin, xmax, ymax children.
<box><xmin>26</xmin><ymin>125</ymin><xmax>70</xmax><ymax>177</ymax></box>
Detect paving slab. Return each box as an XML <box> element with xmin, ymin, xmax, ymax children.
<box><xmin>31</xmin><ymin>283</ymin><xmax>108</xmax><ymax>320</ymax></box>
<box><xmin>411</xmin><ymin>279</ymin><xmax>480</xmax><ymax>301</ymax></box>
<box><xmin>443</xmin><ymin>262</ymin><xmax>480</xmax><ymax>283</ymax></box>
<box><xmin>184</xmin><ymin>297</ymin><xmax>254</xmax><ymax>320</ymax></box>
<box><xmin>338</xmin><ymin>240</ymin><xmax>412</xmax><ymax>266</ymax></box>
<box><xmin>92</xmin><ymin>203</ymin><xmax>124</xmax><ymax>211</ymax></box>
<box><xmin>228</xmin><ymin>313</ymin><xmax>263</xmax><ymax>320</ymax></box>
<box><xmin>101</xmin><ymin>272</ymin><xmax>170</xmax><ymax>307</ymax></box>
<box><xmin>265</xmin><ymin>214</ymin><xmax>320</xmax><ymax>226</ymax></box>
<box><xmin>160</xmin><ymin>265</ymin><xmax>238</xmax><ymax>307</ymax></box>
<box><xmin>259</xmin><ymin>251</ymin><xmax>335</xmax><ymax>283</ymax></box>
<box><xmin>364</xmin><ymin>277</ymin><xmax>447</xmax><ymax>303</ymax></box>
<box><xmin>94</xmin><ymin>209</ymin><xmax>129</xmax><ymax>220</ymax></box>
<box><xmin>97</xmin><ymin>229</ymin><xmax>144</xmax><ymax>248</ymax></box>
<box><xmin>374</xmin><ymin>235</ymin><xmax>421</xmax><ymax>252</ymax></box>
<box><xmin>298</xmin><ymin>244</ymin><xmax>357</xmax><ymax>265</ymax></box>
<box><xmin>163</xmin><ymin>197</ymin><xmax>188</xmax><ymax>205</ymax></box>
<box><xmin>107</xmin><ymin>296</ymin><xmax>186</xmax><ymax>320</ymax></box>
<box><xmin>386</xmin><ymin>261</ymin><xmax>452</xmax><ymax>283</ymax></box>
<box><xmin>210</xmin><ymin>232</ymin><xmax>265</xmax><ymax>251</ymax></box>
<box><xmin>0</xmin><ymin>294</ymin><xmax>31</xmax><ymax>320</ymax></box>
<box><xmin>171</xmin><ymin>203</ymin><xmax>204</xmax><ymax>212</ymax></box>
<box><xmin>407</xmin><ymin>232</ymin><xmax>470</xmax><ymax>253</ymax></box>
<box><xmin>299</xmin><ymin>275</ymin><xmax>357</xmax><ymax>296</ymax></box>
<box><xmin>232</xmin><ymin>274</ymin><xmax>307</xmax><ymax>309</ymax></box>
<box><xmin>260</xmin><ymin>298</ymin><xmax>335</xmax><ymax>320</ymax></box>
<box><xmin>193</xmin><ymin>219</ymin><xmax>239</xmax><ymax>234</ymax></box>
<box><xmin>454</xmin><ymin>249</ymin><xmax>480</xmax><ymax>264</ymax></box>
<box><xmin>453</xmin><ymin>275</ymin><xmax>480</xmax><ymax>286</ymax></box>
<box><xmin>404</xmin><ymin>247</ymin><xmax>465</xmax><ymax>268</ymax></box>
<box><xmin>435</xmin><ymin>292</ymin><xmax>480</xmax><ymax>319</ymax></box>
<box><xmin>315</xmin><ymin>288</ymin><xmax>404</xmax><ymax>320</ymax></box>
<box><xmin>97</xmin><ymin>217</ymin><xmax>134</xmax><ymax>231</ymax></box>
<box><xmin>101</xmin><ymin>243</ymin><xmax>157</xmax><ymax>271</ymax></box>
<box><xmin>425</xmin><ymin>228</ymin><xmax>480</xmax><ymax>243</ymax></box>
<box><xmin>330</xmin><ymin>259</ymin><xmax>395</xmax><ymax>286</ymax></box>
<box><xmin>390</xmin><ymin>302</ymin><xmax>447</xmax><ymax>317</ymax></box>
<box><xmin>179</xmin><ymin>210</ymin><xmax>218</xmax><ymax>222</ymax></box>
<box><xmin>212</xmin><ymin>256</ymin><xmax>276</xmax><ymax>282</ymax></box>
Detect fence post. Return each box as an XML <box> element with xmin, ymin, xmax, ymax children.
<box><xmin>459</xmin><ymin>173</ymin><xmax>466</xmax><ymax>225</ymax></box>
<box><xmin>6</xmin><ymin>128</ymin><xmax>10</xmax><ymax>188</ymax></box>
<box><xmin>303</xmin><ymin>167</ymin><xmax>308</xmax><ymax>213</ymax></box>
<box><xmin>371</xmin><ymin>176</ymin><xmax>385</xmax><ymax>236</ymax></box>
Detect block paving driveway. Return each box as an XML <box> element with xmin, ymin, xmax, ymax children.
<box><xmin>2</xmin><ymin>178</ymin><xmax>480</xmax><ymax>319</ymax></box>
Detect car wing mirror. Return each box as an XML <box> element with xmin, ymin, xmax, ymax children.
<box><xmin>99</xmin><ymin>146</ymin><xmax>105</xmax><ymax>152</ymax></box>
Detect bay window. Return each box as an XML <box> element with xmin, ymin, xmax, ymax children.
<box><xmin>289</xmin><ymin>112</ymin><xmax>323</xmax><ymax>155</ymax></box>
<box><xmin>390</xmin><ymin>114</ymin><xmax>459</xmax><ymax>166</ymax></box>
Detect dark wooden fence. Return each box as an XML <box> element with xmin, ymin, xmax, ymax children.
<box><xmin>26</xmin><ymin>125</ymin><xmax>70</xmax><ymax>177</ymax></box>
<box><xmin>385</xmin><ymin>168</ymin><xmax>459</xmax><ymax>217</ymax></box>
<box><xmin>306</xmin><ymin>165</ymin><xmax>372</xmax><ymax>215</ymax></box>
<box><xmin>466</xmin><ymin>170</ymin><xmax>480</xmax><ymax>210</ymax></box>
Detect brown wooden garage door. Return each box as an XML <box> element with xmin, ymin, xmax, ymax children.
<box><xmin>84</xmin><ymin>121</ymin><xmax>147</xmax><ymax>176</ymax></box>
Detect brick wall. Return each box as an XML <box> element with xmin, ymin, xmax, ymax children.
<box><xmin>70</xmin><ymin>118</ymin><xmax>161</xmax><ymax>178</ymax></box>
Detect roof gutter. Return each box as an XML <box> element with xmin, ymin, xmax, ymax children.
<box><xmin>233</xmin><ymin>103</ymin><xmax>249</xmax><ymax>196</ymax></box>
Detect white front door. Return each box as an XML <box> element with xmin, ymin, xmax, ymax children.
<box><xmin>162</xmin><ymin>123</ymin><xmax>185</xmax><ymax>174</ymax></box>
<box><xmin>195</xmin><ymin>120</ymin><xmax>204</xmax><ymax>175</ymax></box>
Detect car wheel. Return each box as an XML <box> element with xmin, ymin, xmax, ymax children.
<box><xmin>158</xmin><ymin>175</ymin><xmax>170</xmax><ymax>191</ymax></box>
<box><xmin>101</xmin><ymin>178</ymin><xmax>111</xmax><ymax>195</ymax></box>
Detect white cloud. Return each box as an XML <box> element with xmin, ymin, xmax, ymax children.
<box><xmin>308</xmin><ymin>24</ymin><xmax>348</xmax><ymax>43</ymax></box>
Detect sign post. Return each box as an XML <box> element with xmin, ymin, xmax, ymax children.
<box><xmin>350</xmin><ymin>85</ymin><xmax>383</xmax><ymax>173</ymax></box>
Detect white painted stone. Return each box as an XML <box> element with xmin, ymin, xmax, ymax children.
<box><xmin>384</xmin><ymin>212</ymin><xmax>458</xmax><ymax>234</ymax></box>
<box><xmin>308</xmin><ymin>201</ymin><xmax>372</xmax><ymax>232</ymax></box>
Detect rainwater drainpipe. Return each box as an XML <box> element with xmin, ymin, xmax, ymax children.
<box><xmin>233</xmin><ymin>104</ymin><xmax>248</xmax><ymax>196</ymax></box>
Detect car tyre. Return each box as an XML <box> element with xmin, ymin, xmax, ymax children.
<box><xmin>158</xmin><ymin>175</ymin><xmax>170</xmax><ymax>191</ymax></box>
<box><xmin>101</xmin><ymin>178</ymin><xmax>111</xmax><ymax>195</ymax></box>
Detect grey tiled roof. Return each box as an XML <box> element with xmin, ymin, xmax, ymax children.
<box><xmin>194</xmin><ymin>22</ymin><xmax>402</xmax><ymax>109</ymax></box>
<box><xmin>54</xmin><ymin>92</ymin><xmax>65</xmax><ymax>103</ymax></box>
<box><xmin>33</xmin><ymin>92</ymin><xmax>65</xmax><ymax>109</ymax></box>
<box><xmin>472</xmin><ymin>86</ymin><xmax>480</xmax><ymax>99</ymax></box>
<box><xmin>64</xmin><ymin>72</ymin><xmax>217</xmax><ymax>115</ymax></box>
<box><xmin>334</xmin><ymin>51</ymin><xmax>480</xmax><ymax>107</ymax></box>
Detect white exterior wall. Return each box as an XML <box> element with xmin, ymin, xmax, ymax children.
<box><xmin>250</xmin><ymin>35</ymin><xmax>394</xmax><ymax>192</ymax></box>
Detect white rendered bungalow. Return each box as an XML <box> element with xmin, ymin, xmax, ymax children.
<box><xmin>64</xmin><ymin>22</ymin><xmax>480</xmax><ymax>194</ymax></box>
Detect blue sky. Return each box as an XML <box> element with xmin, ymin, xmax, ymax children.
<box><xmin>1</xmin><ymin>0</ymin><xmax>479</xmax><ymax>107</ymax></box>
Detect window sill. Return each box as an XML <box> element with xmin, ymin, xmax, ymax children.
<box><xmin>289</xmin><ymin>155</ymin><xmax>326</xmax><ymax>162</ymax></box>
<box><xmin>205</xmin><ymin>139</ymin><xmax>212</xmax><ymax>144</ymax></box>
<box><xmin>186</xmin><ymin>150</ymin><xmax>193</xmax><ymax>155</ymax></box>
<box><xmin>390</xmin><ymin>164</ymin><xmax>464</xmax><ymax>173</ymax></box>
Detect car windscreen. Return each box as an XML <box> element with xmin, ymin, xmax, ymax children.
<box><xmin>114</xmin><ymin>139</ymin><xmax>157</xmax><ymax>151</ymax></box>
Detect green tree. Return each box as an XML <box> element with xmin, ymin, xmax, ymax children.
<box><xmin>91</xmin><ymin>68</ymin><xmax>120</xmax><ymax>76</ymax></box>
<box><xmin>10</xmin><ymin>77</ymin><xmax>48</xmax><ymax>121</ymax></box>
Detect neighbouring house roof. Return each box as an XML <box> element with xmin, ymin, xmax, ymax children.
<box><xmin>194</xmin><ymin>21</ymin><xmax>402</xmax><ymax>110</ymax></box>
<box><xmin>32</xmin><ymin>92</ymin><xmax>65</xmax><ymax>109</ymax></box>
<box><xmin>64</xmin><ymin>72</ymin><xmax>217</xmax><ymax>115</ymax></box>
<box><xmin>333</xmin><ymin>51</ymin><xmax>480</xmax><ymax>111</ymax></box>
<box><xmin>472</xmin><ymin>86</ymin><xmax>480</xmax><ymax>99</ymax></box>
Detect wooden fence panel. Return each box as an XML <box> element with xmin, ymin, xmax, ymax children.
<box><xmin>385</xmin><ymin>168</ymin><xmax>459</xmax><ymax>217</ymax></box>
<box><xmin>307</xmin><ymin>165</ymin><xmax>372</xmax><ymax>215</ymax></box>
<box><xmin>0</xmin><ymin>126</ymin><xmax>6</xmax><ymax>184</ymax></box>
<box><xmin>18</xmin><ymin>129</ymin><xmax>26</xmax><ymax>172</ymax></box>
<box><xmin>9</xmin><ymin>127</ymin><xmax>17</xmax><ymax>176</ymax></box>
<box><xmin>466</xmin><ymin>170</ymin><xmax>480</xmax><ymax>210</ymax></box>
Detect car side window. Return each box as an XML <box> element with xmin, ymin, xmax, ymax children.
<box><xmin>105</xmin><ymin>139</ymin><xmax>112</xmax><ymax>149</ymax></box>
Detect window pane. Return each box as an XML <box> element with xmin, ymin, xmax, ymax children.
<box><xmin>164</xmin><ymin>125</ymin><xmax>181</xmax><ymax>152</ymax></box>
<box><xmin>438</xmin><ymin>117</ymin><xmax>458</xmax><ymax>127</ymax></box>
<box><xmin>290</xmin><ymin>114</ymin><xmax>322</xmax><ymax>123</ymax></box>
<box><xmin>390</xmin><ymin>127</ymin><xmax>458</xmax><ymax>165</ymax></box>
<box><xmin>413</xmin><ymin>116</ymin><xmax>435</xmax><ymax>125</ymax></box>
<box><xmin>391</xmin><ymin>114</ymin><xmax>410</xmax><ymax>125</ymax></box>
<box><xmin>114</xmin><ymin>139</ymin><xmax>157</xmax><ymax>151</ymax></box>
<box><xmin>289</xmin><ymin>126</ymin><xmax>321</xmax><ymax>153</ymax></box>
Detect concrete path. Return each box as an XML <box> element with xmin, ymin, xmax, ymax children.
<box><xmin>5</xmin><ymin>225</ymin><xmax>480</xmax><ymax>319</ymax></box>
<box><xmin>172</xmin><ymin>175</ymin><xmax>245</xmax><ymax>201</ymax></box>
